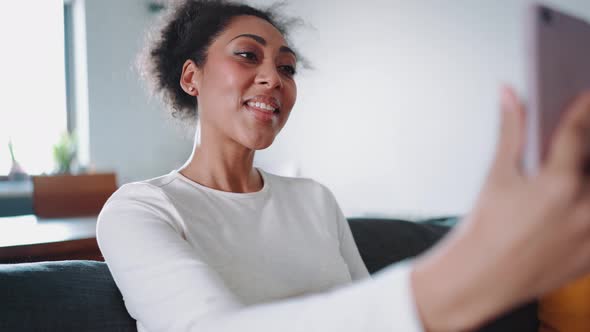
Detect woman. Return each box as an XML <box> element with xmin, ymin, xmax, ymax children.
<box><xmin>97</xmin><ymin>1</ymin><xmax>590</xmax><ymax>331</ymax></box>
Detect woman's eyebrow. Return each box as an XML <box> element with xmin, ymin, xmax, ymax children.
<box><xmin>230</xmin><ymin>33</ymin><xmax>297</xmax><ymax>58</ymax></box>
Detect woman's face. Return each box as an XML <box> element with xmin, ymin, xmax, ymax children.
<box><xmin>188</xmin><ymin>15</ymin><xmax>298</xmax><ymax>150</ymax></box>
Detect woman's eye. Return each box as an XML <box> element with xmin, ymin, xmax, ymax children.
<box><xmin>279</xmin><ymin>65</ymin><xmax>296</xmax><ymax>77</ymax></box>
<box><xmin>235</xmin><ymin>51</ymin><xmax>257</xmax><ymax>61</ymax></box>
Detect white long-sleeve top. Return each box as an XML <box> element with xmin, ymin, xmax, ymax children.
<box><xmin>96</xmin><ymin>169</ymin><xmax>424</xmax><ymax>332</ymax></box>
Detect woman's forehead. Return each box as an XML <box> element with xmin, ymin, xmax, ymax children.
<box><xmin>219</xmin><ymin>15</ymin><xmax>287</xmax><ymax>47</ymax></box>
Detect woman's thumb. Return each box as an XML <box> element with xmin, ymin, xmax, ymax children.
<box><xmin>545</xmin><ymin>91</ymin><xmax>590</xmax><ymax>176</ymax></box>
<box><xmin>490</xmin><ymin>86</ymin><xmax>526</xmax><ymax>179</ymax></box>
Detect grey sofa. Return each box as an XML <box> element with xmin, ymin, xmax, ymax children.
<box><xmin>0</xmin><ymin>218</ymin><xmax>538</xmax><ymax>331</ymax></box>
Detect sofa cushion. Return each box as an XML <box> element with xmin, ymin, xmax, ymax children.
<box><xmin>348</xmin><ymin>217</ymin><xmax>451</xmax><ymax>273</ymax></box>
<box><xmin>0</xmin><ymin>260</ymin><xmax>136</xmax><ymax>332</ymax></box>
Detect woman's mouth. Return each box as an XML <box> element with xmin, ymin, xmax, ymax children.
<box><xmin>244</xmin><ymin>101</ymin><xmax>280</xmax><ymax>123</ymax></box>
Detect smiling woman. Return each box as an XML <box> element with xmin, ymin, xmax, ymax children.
<box><xmin>96</xmin><ymin>1</ymin><xmax>590</xmax><ymax>332</ymax></box>
<box><xmin>99</xmin><ymin>1</ymin><xmax>418</xmax><ymax>331</ymax></box>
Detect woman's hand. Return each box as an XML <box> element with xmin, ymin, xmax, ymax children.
<box><xmin>411</xmin><ymin>86</ymin><xmax>590</xmax><ymax>332</ymax></box>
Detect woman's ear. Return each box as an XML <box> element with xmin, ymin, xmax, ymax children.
<box><xmin>180</xmin><ymin>59</ymin><xmax>200</xmax><ymax>96</ymax></box>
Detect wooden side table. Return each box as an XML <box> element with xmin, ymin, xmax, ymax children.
<box><xmin>0</xmin><ymin>215</ymin><xmax>101</xmax><ymax>264</ymax></box>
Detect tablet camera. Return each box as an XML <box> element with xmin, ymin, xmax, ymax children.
<box><xmin>541</xmin><ymin>7</ymin><xmax>553</xmax><ymax>25</ymax></box>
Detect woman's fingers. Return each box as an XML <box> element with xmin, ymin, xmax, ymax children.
<box><xmin>545</xmin><ymin>91</ymin><xmax>590</xmax><ymax>178</ymax></box>
<box><xmin>490</xmin><ymin>86</ymin><xmax>526</xmax><ymax>180</ymax></box>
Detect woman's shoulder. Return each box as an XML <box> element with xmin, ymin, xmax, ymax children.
<box><xmin>107</xmin><ymin>172</ymin><xmax>177</xmax><ymax>205</ymax></box>
<box><xmin>97</xmin><ymin>172</ymin><xmax>184</xmax><ymax>236</ymax></box>
<box><xmin>99</xmin><ymin>172</ymin><xmax>185</xmax><ymax>225</ymax></box>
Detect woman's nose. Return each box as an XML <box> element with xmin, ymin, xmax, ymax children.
<box><xmin>255</xmin><ymin>63</ymin><xmax>283</xmax><ymax>90</ymax></box>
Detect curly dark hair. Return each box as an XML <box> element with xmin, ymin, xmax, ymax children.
<box><xmin>139</xmin><ymin>0</ymin><xmax>303</xmax><ymax>122</ymax></box>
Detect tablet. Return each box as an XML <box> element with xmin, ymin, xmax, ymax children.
<box><xmin>524</xmin><ymin>4</ymin><xmax>590</xmax><ymax>175</ymax></box>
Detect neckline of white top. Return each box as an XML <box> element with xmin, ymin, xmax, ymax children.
<box><xmin>170</xmin><ymin>168</ymin><xmax>271</xmax><ymax>199</ymax></box>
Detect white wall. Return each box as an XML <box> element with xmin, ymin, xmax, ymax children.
<box><xmin>84</xmin><ymin>0</ymin><xmax>193</xmax><ymax>185</ymax></box>
<box><xmin>82</xmin><ymin>0</ymin><xmax>590</xmax><ymax>217</ymax></box>
<box><xmin>251</xmin><ymin>0</ymin><xmax>590</xmax><ymax>217</ymax></box>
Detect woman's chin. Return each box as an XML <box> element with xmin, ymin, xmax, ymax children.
<box><xmin>235</xmin><ymin>127</ymin><xmax>281</xmax><ymax>151</ymax></box>
<box><xmin>251</xmin><ymin>138</ymin><xmax>275</xmax><ymax>150</ymax></box>
<box><xmin>240</xmin><ymin>134</ymin><xmax>276</xmax><ymax>151</ymax></box>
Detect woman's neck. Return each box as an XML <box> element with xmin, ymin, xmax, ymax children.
<box><xmin>179</xmin><ymin>139</ymin><xmax>263</xmax><ymax>194</ymax></box>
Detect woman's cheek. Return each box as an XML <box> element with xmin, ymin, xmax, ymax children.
<box><xmin>214</xmin><ymin>60</ymin><xmax>248</xmax><ymax>89</ymax></box>
<box><xmin>285</xmin><ymin>82</ymin><xmax>297</xmax><ymax>111</ymax></box>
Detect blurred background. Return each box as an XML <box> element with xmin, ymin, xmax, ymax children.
<box><xmin>2</xmin><ymin>0</ymin><xmax>590</xmax><ymax>219</ymax></box>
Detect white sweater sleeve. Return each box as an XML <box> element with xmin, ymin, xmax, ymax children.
<box><xmin>330</xmin><ymin>192</ymin><xmax>371</xmax><ymax>281</ymax></box>
<box><xmin>97</xmin><ymin>183</ymin><xmax>425</xmax><ymax>332</ymax></box>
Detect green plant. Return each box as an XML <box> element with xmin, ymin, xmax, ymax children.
<box><xmin>53</xmin><ymin>131</ymin><xmax>77</xmax><ymax>174</ymax></box>
<box><xmin>7</xmin><ymin>137</ymin><xmax>28</xmax><ymax>180</ymax></box>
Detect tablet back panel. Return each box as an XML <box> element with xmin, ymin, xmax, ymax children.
<box><xmin>525</xmin><ymin>4</ymin><xmax>590</xmax><ymax>174</ymax></box>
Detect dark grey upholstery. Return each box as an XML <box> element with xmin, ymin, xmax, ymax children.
<box><xmin>0</xmin><ymin>260</ymin><xmax>136</xmax><ymax>332</ymax></box>
<box><xmin>0</xmin><ymin>218</ymin><xmax>538</xmax><ymax>331</ymax></box>
<box><xmin>348</xmin><ymin>218</ymin><xmax>451</xmax><ymax>273</ymax></box>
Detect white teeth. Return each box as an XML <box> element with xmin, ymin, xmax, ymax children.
<box><xmin>261</xmin><ymin>103</ymin><xmax>275</xmax><ymax>111</ymax></box>
<box><xmin>247</xmin><ymin>101</ymin><xmax>276</xmax><ymax>112</ymax></box>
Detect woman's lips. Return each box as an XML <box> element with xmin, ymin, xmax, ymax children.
<box><xmin>244</xmin><ymin>103</ymin><xmax>278</xmax><ymax>123</ymax></box>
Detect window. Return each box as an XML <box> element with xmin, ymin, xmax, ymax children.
<box><xmin>0</xmin><ymin>0</ymin><xmax>69</xmax><ymax>176</ymax></box>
